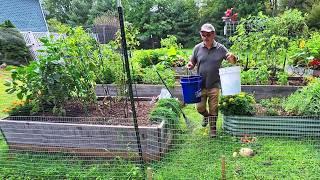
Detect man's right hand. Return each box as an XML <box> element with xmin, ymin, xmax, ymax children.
<box><xmin>186</xmin><ymin>61</ymin><xmax>195</xmax><ymax>70</ymax></box>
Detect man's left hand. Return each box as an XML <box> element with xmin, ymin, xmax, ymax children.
<box><xmin>226</xmin><ymin>52</ymin><xmax>237</xmax><ymax>64</ymax></box>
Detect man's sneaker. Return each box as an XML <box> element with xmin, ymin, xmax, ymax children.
<box><xmin>201</xmin><ymin>117</ymin><xmax>208</xmax><ymax>127</ymax></box>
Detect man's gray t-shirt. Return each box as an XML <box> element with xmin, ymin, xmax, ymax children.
<box><xmin>190</xmin><ymin>41</ymin><xmax>228</xmax><ymax>89</ymax></box>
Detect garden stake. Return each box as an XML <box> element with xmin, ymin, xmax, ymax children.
<box><xmin>117</xmin><ymin>0</ymin><xmax>145</xmax><ymax>168</ymax></box>
<box><xmin>221</xmin><ymin>155</ymin><xmax>226</xmax><ymax>180</ymax></box>
<box><xmin>146</xmin><ymin>167</ymin><xmax>153</xmax><ymax>180</ymax></box>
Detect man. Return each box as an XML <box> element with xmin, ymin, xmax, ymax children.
<box><xmin>186</xmin><ymin>23</ymin><xmax>237</xmax><ymax>137</ymax></box>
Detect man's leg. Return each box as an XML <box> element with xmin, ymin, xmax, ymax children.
<box><xmin>208</xmin><ymin>88</ymin><xmax>220</xmax><ymax>137</ymax></box>
<box><xmin>196</xmin><ymin>89</ymin><xmax>209</xmax><ymax>127</ymax></box>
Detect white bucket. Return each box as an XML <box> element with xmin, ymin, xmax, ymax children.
<box><xmin>219</xmin><ymin>66</ymin><xmax>241</xmax><ymax>95</ymax></box>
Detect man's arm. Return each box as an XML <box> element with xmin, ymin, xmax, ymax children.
<box><xmin>186</xmin><ymin>46</ymin><xmax>198</xmax><ymax>70</ymax></box>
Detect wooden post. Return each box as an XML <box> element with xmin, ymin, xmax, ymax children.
<box><xmin>146</xmin><ymin>167</ymin><xmax>153</xmax><ymax>180</ymax></box>
<box><xmin>221</xmin><ymin>155</ymin><xmax>226</xmax><ymax>180</ymax></box>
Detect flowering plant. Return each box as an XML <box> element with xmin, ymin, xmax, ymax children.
<box><xmin>219</xmin><ymin>92</ymin><xmax>256</xmax><ymax>116</ymax></box>
<box><xmin>308</xmin><ymin>58</ymin><xmax>320</xmax><ymax>70</ymax></box>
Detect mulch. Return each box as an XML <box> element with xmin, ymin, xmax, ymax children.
<box><xmin>33</xmin><ymin>100</ymin><xmax>156</xmax><ymax>126</ymax></box>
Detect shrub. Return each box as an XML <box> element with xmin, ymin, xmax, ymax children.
<box><xmin>0</xmin><ymin>20</ymin><xmax>31</xmax><ymax>65</ymax></box>
<box><xmin>219</xmin><ymin>92</ymin><xmax>256</xmax><ymax>116</ymax></box>
<box><xmin>283</xmin><ymin>78</ymin><xmax>320</xmax><ymax>116</ymax></box>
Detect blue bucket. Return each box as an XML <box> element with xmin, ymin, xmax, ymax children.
<box><xmin>180</xmin><ymin>75</ymin><xmax>202</xmax><ymax>104</ymax></box>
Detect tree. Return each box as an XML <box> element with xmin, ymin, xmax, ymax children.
<box><xmin>199</xmin><ymin>0</ymin><xmax>266</xmax><ymax>35</ymax></box>
<box><xmin>43</xmin><ymin>0</ymin><xmax>72</xmax><ymax>24</ymax></box>
<box><xmin>307</xmin><ymin>2</ymin><xmax>320</xmax><ymax>29</ymax></box>
<box><xmin>123</xmin><ymin>0</ymin><xmax>199</xmax><ymax>48</ymax></box>
<box><xmin>278</xmin><ymin>0</ymin><xmax>320</xmax><ymax>13</ymax></box>
<box><xmin>43</xmin><ymin>0</ymin><xmax>116</xmax><ymax>26</ymax></box>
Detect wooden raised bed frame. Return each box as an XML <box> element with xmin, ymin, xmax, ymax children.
<box><xmin>0</xmin><ymin>117</ymin><xmax>172</xmax><ymax>162</ymax></box>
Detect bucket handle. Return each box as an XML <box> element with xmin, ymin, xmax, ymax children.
<box><xmin>187</xmin><ymin>69</ymin><xmax>194</xmax><ymax>76</ymax></box>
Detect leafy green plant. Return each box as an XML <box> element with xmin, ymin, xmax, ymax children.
<box><xmin>150</xmin><ymin>107</ymin><xmax>179</xmax><ymax>129</ymax></box>
<box><xmin>149</xmin><ymin>98</ymin><xmax>182</xmax><ymax>129</ymax></box>
<box><xmin>111</xmin><ymin>22</ymin><xmax>140</xmax><ymax>50</ymax></box>
<box><xmin>0</xmin><ymin>20</ymin><xmax>15</xmax><ymax>28</ymax></box>
<box><xmin>241</xmin><ymin>65</ymin><xmax>269</xmax><ymax>85</ymax></box>
<box><xmin>142</xmin><ymin>64</ymin><xmax>175</xmax><ymax>88</ymax></box>
<box><xmin>256</xmin><ymin>65</ymin><xmax>270</xmax><ymax>84</ymax></box>
<box><xmin>288</xmin><ymin>32</ymin><xmax>320</xmax><ymax>67</ymax></box>
<box><xmin>156</xmin><ymin>98</ymin><xmax>181</xmax><ymax>117</ymax></box>
<box><xmin>160</xmin><ymin>35</ymin><xmax>181</xmax><ymax>49</ymax></box>
<box><xmin>131</xmin><ymin>49</ymin><xmax>166</xmax><ymax>68</ymax></box>
<box><xmin>131</xmin><ymin>47</ymin><xmax>188</xmax><ymax>69</ymax></box>
<box><xmin>96</xmin><ymin>46</ymin><xmax>124</xmax><ymax>85</ymax></box>
<box><xmin>219</xmin><ymin>92</ymin><xmax>256</xmax><ymax>116</ymax></box>
<box><xmin>260</xmin><ymin>97</ymin><xmax>285</xmax><ymax>116</ymax></box>
<box><xmin>276</xmin><ymin>71</ymin><xmax>289</xmax><ymax>85</ymax></box>
<box><xmin>230</xmin><ymin>10</ymin><xmax>307</xmax><ymax>73</ymax></box>
<box><xmin>5</xmin><ymin>100</ymin><xmax>39</xmax><ymax>116</ymax></box>
<box><xmin>283</xmin><ymin>78</ymin><xmax>320</xmax><ymax>116</ymax></box>
<box><xmin>241</xmin><ymin>69</ymin><xmax>257</xmax><ymax>85</ymax></box>
<box><xmin>5</xmin><ymin>26</ymin><xmax>101</xmax><ymax>115</ymax></box>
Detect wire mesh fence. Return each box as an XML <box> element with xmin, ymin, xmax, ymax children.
<box><xmin>2</xmin><ymin>1</ymin><xmax>320</xmax><ymax>179</ymax></box>
<box><xmin>1</xmin><ymin>114</ymin><xmax>320</xmax><ymax>179</ymax></box>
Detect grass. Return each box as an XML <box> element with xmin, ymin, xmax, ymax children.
<box><xmin>0</xmin><ymin>133</ymin><xmax>144</xmax><ymax>179</ymax></box>
<box><xmin>0</xmin><ymin>67</ymin><xmax>17</xmax><ymax>118</ymax></box>
<box><xmin>152</xmin><ymin>135</ymin><xmax>320</xmax><ymax>179</ymax></box>
<box><xmin>151</xmin><ymin>106</ymin><xmax>320</xmax><ymax>179</ymax></box>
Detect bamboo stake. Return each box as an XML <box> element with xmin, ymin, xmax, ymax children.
<box><xmin>146</xmin><ymin>167</ymin><xmax>153</xmax><ymax>180</ymax></box>
<box><xmin>221</xmin><ymin>155</ymin><xmax>226</xmax><ymax>180</ymax></box>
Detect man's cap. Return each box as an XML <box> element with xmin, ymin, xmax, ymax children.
<box><xmin>200</xmin><ymin>23</ymin><xmax>215</xmax><ymax>32</ymax></box>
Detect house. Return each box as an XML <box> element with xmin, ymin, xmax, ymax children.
<box><xmin>0</xmin><ymin>0</ymin><xmax>48</xmax><ymax>32</ymax></box>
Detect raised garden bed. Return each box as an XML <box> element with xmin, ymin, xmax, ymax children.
<box><xmin>96</xmin><ymin>84</ymin><xmax>302</xmax><ymax>101</ymax></box>
<box><xmin>0</xmin><ymin>100</ymin><xmax>173</xmax><ymax>162</ymax></box>
<box><xmin>0</xmin><ymin>117</ymin><xmax>171</xmax><ymax>162</ymax></box>
<box><xmin>223</xmin><ymin>116</ymin><xmax>320</xmax><ymax>138</ymax></box>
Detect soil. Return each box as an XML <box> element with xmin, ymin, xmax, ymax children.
<box><xmin>32</xmin><ymin>100</ymin><xmax>156</xmax><ymax>126</ymax></box>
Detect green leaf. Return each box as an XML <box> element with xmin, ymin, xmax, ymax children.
<box><xmin>17</xmin><ymin>92</ymin><xmax>23</xmax><ymax>100</ymax></box>
<box><xmin>4</xmin><ymin>80</ymin><xmax>11</xmax><ymax>86</ymax></box>
<box><xmin>6</xmin><ymin>88</ymin><xmax>16</xmax><ymax>94</ymax></box>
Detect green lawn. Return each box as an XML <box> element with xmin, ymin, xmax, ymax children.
<box><xmin>152</xmin><ymin>106</ymin><xmax>320</xmax><ymax>179</ymax></box>
<box><xmin>0</xmin><ymin>68</ymin><xmax>17</xmax><ymax>118</ymax></box>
